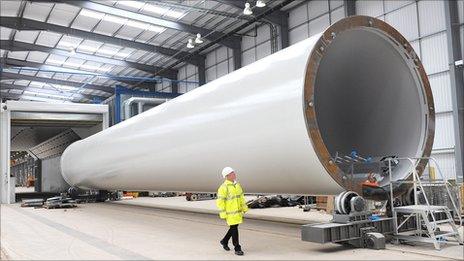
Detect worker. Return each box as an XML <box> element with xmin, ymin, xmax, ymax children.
<box><xmin>216</xmin><ymin>167</ymin><xmax>248</xmax><ymax>256</ymax></box>
<box><xmin>363</xmin><ymin>172</ymin><xmax>379</xmax><ymax>187</ymax></box>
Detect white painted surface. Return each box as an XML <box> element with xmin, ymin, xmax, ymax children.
<box><xmin>62</xmin><ymin>35</ymin><xmax>344</xmax><ymax>195</ymax></box>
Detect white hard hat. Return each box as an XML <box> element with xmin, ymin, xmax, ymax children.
<box><xmin>221</xmin><ymin>167</ymin><xmax>234</xmax><ymax>178</ymax></box>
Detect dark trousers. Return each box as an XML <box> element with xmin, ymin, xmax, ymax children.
<box><xmin>222</xmin><ymin>224</ymin><xmax>241</xmax><ymax>251</ymax></box>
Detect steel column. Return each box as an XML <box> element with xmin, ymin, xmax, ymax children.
<box><xmin>344</xmin><ymin>0</ymin><xmax>357</xmax><ymax>17</ymax></box>
<box><xmin>444</xmin><ymin>0</ymin><xmax>464</xmax><ymax>181</ymax></box>
<box><xmin>0</xmin><ymin>103</ymin><xmax>13</xmax><ymax>203</ymax></box>
<box><xmin>197</xmin><ymin>58</ymin><xmax>206</xmax><ymax>86</ymax></box>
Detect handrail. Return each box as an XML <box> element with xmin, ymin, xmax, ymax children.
<box><xmin>427</xmin><ymin>157</ymin><xmax>462</xmax><ymax>226</ymax></box>
<box><xmin>387</xmin><ymin>156</ymin><xmax>462</xmax><ymax>227</ymax></box>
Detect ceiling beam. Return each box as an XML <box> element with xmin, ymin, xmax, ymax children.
<box><xmin>0</xmin><ymin>16</ymin><xmax>204</xmax><ymax>66</ymax></box>
<box><xmin>0</xmin><ymin>71</ymin><xmax>114</xmax><ymax>94</ymax></box>
<box><xmin>64</xmin><ymin>1</ymin><xmax>241</xmax><ymax>49</ymax></box>
<box><xmin>0</xmin><ymin>39</ymin><xmax>178</xmax><ymax>80</ymax></box>
<box><xmin>0</xmin><ymin>57</ymin><xmax>158</xmax><ymax>90</ymax></box>
<box><xmin>0</xmin><ymin>83</ymin><xmax>103</xmax><ymax>101</ymax></box>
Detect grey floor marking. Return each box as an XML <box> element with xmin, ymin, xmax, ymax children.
<box><xmin>11</xmin><ymin>207</ymin><xmax>152</xmax><ymax>260</ymax></box>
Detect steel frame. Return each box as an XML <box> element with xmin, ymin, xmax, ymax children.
<box><xmin>0</xmin><ymin>100</ymin><xmax>109</xmax><ymax>204</ymax></box>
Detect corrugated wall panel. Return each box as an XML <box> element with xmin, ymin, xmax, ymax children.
<box><xmin>385</xmin><ymin>3</ymin><xmax>418</xmax><ymax>41</ymax></box>
<box><xmin>418</xmin><ymin>0</ymin><xmax>446</xmax><ymax>36</ymax></box>
<box><xmin>289</xmin><ymin>2</ymin><xmax>308</xmax><ymax>28</ymax></box>
<box><xmin>177</xmin><ymin>63</ymin><xmax>199</xmax><ymax>93</ymax></box>
<box><xmin>420</xmin><ymin>32</ymin><xmax>449</xmax><ymax>74</ymax></box>
<box><xmin>242</xmin><ymin>34</ymin><xmax>256</xmax><ymax>51</ymax></box>
<box><xmin>384</xmin><ymin>1</ymin><xmax>414</xmax><ymax>12</ymax></box>
<box><xmin>205</xmin><ymin>67</ymin><xmax>215</xmax><ymax>83</ymax></box>
<box><xmin>330</xmin><ymin>0</ymin><xmax>344</xmax><ymax>9</ymax></box>
<box><xmin>430</xmin><ymin>152</ymin><xmax>457</xmax><ymax>180</ymax></box>
<box><xmin>239</xmin><ymin>23</ymin><xmax>276</xmax><ymax>68</ymax></box>
<box><xmin>330</xmin><ymin>7</ymin><xmax>346</xmax><ymax>23</ymax></box>
<box><xmin>433</xmin><ymin>112</ymin><xmax>455</xmax><ymax>150</ymax></box>
<box><xmin>256</xmin><ymin>41</ymin><xmax>272</xmax><ymax>60</ymax></box>
<box><xmin>410</xmin><ymin>40</ymin><xmax>421</xmax><ymax>59</ymax></box>
<box><xmin>204</xmin><ymin>46</ymin><xmax>233</xmax><ymax>83</ymax></box>
<box><xmin>356</xmin><ymin>0</ymin><xmax>384</xmax><ymax>17</ymax></box>
<box><xmin>308</xmin><ymin>0</ymin><xmax>328</xmax><ymax>19</ymax></box>
<box><xmin>289</xmin><ymin>23</ymin><xmax>309</xmax><ymax>44</ymax></box>
<box><xmin>242</xmin><ymin>48</ymin><xmax>256</xmax><ymax>66</ymax></box>
<box><xmin>216</xmin><ymin>61</ymin><xmax>228</xmax><ymax>78</ymax></box>
<box><xmin>428</xmin><ymin>72</ymin><xmax>452</xmax><ymax>113</ymax></box>
<box><xmin>308</xmin><ymin>14</ymin><xmax>330</xmax><ymax>36</ymax></box>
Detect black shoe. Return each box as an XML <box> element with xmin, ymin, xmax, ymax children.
<box><xmin>235</xmin><ymin>250</ymin><xmax>244</xmax><ymax>256</ymax></box>
<box><xmin>220</xmin><ymin>240</ymin><xmax>230</xmax><ymax>251</ymax></box>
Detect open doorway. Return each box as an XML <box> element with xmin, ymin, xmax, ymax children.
<box><xmin>0</xmin><ymin>101</ymin><xmax>108</xmax><ymax>203</ymax></box>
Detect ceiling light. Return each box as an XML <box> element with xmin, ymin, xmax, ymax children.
<box><xmin>243</xmin><ymin>3</ymin><xmax>253</xmax><ymax>15</ymax></box>
<box><xmin>194</xmin><ymin>33</ymin><xmax>203</xmax><ymax>44</ymax></box>
<box><xmin>187</xmin><ymin>39</ymin><xmax>194</xmax><ymax>49</ymax></box>
<box><xmin>69</xmin><ymin>47</ymin><xmax>76</xmax><ymax>56</ymax></box>
<box><xmin>80</xmin><ymin>9</ymin><xmax>105</xmax><ymax>19</ymax></box>
<box><xmin>118</xmin><ymin>1</ymin><xmax>144</xmax><ymax>9</ymax></box>
<box><xmin>256</xmin><ymin>0</ymin><xmax>266</xmax><ymax>8</ymax></box>
<box><xmin>103</xmin><ymin>15</ymin><xmax>126</xmax><ymax>24</ymax></box>
<box><xmin>126</xmin><ymin>20</ymin><xmax>148</xmax><ymax>30</ymax></box>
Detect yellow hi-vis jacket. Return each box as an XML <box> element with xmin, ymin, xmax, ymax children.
<box><xmin>216</xmin><ymin>180</ymin><xmax>248</xmax><ymax>226</ymax></box>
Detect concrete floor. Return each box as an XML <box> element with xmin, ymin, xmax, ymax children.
<box><xmin>114</xmin><ymin>196</ymin><xmax>333</xmax><ymax>224</ymax></box>
<box><xmin>1</xmin><ymin>198</ymin><xmax>463</xmax><ymax>260</ymax></box>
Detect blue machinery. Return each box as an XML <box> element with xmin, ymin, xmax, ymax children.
<box><xmin>113</xmin><ymin>86</ymin><xmax>180</xmax><ymax>124</ymax></box>
<box><xmin>1</xmin><ymin>66</ymin><xmax>196</xmax><ymax>124</ymax></box>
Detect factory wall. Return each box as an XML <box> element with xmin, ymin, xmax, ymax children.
<box><xmin>177</xmin><ymin>63</ymin><xmax>199</xmax><ymax>93</ymax></box>
<box><xmin>175</xmin><ymin>0</ymin><xmax>462</xmax><ymax>180</ymax></box>
<box><xmin>41</xmin><ymin>155</ymin><xmax>69</xmax><ymax>193</ymax></box>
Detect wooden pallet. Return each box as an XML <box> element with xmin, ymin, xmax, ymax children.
<box><xmin>315</xmin><ymin>195</ymin><xmax>334</xmax><ymax>213</ymax></box>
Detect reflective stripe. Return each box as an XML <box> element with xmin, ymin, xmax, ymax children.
<box><xmin>218</xmin><ymin>194</ymin><xmax>243</xmax><ymax>200</ymax></box>
<box><xmin>224</xmin><ymin>195</ymin><xmax>242</xmax><ymax>200</ymax></box>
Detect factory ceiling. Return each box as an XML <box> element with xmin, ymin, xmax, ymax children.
<box><xmin>0</xmin><ymin>0</ymin><xmax>292</xmax><ymax>103</ymax></box>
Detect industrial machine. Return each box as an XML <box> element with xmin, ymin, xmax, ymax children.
<box><xmin>60</xmin><ymin>16</ymin><xmax>451</xmax><ymax>249</ymax></box>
